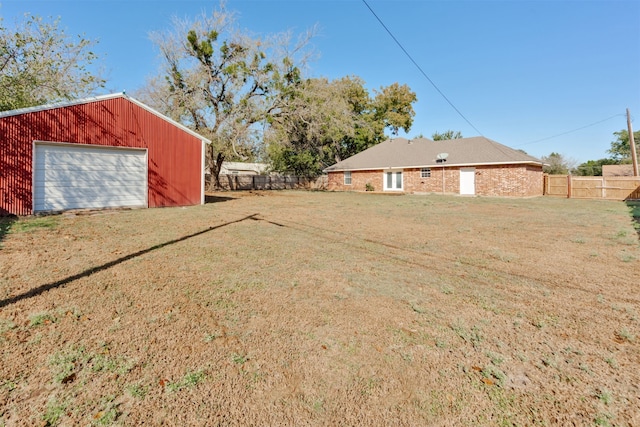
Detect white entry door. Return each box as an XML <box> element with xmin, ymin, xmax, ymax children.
<box><xmin>34</xmin><ymin>143</ymin><xmax>148</xmax><ymax>212</ymax></box>
<box><xmin>383</xmin><ymin>170</ymin><xmax>403</xmax><ymax>191</ymax></box>
<box><xmin>460</xmin><ymin>168</ymin><xmax>476</xmax><ymax>195</ymax></box>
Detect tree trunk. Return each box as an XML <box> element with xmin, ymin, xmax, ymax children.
<box><xmin>210</xmin><ymin>151</ymin><xmax>225</xmax><ymax>190</ymax></box>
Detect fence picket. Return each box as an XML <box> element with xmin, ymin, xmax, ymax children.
<box><xmin>544</xmin><ymin>174</ymin><xmax>640</xmax><ymax>200</ymax></box>
<box><xmin>210</xmin><ymin>174</ymin><xmax>328</xmax><ymax>192</ymax></box>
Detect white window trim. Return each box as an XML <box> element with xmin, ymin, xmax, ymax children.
<box><xmin>344</xmin><ymin>171</ymin><xmax>352</xmax><ymax>185</ymax></box>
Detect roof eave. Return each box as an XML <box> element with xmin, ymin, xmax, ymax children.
<box><xmin>324</xmin><ymin>160</ymin><xmax>544</xmax><ymax>172</ymax></box>
<box><xmin>0</xmin><ymin>92</ymin><xmax>212</xmax><ymax>144</ymax></box>
<box><xmin>0</xmin><ymin>93</ymin><xmax>125</xmax><ymax>119</ymax></box>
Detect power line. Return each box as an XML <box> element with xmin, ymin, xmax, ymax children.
<box><xmin>515</xmin><ymin>114</ymin><xmax>625</xmax><ymax>147</ymax></box>
<box><xmin>361</xmin><ymin>0</ymin><xmax>483</xmax><ymax>136</ymax></box>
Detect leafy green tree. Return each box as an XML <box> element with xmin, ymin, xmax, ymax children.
<box><xmin>573</xmin><ymin>158</ymin><xmax>618</xmax><ymax>176</ymax></box>
<box><xmin>372</xmin><ymin>82</ymin><xmax>417</xmax><ymax>136</ymax></box>
<box><xmin>266</xmin><ymin>77</ymin><xmax>417</xmax><ymax>176</ymax></box>
<box><xmin>0</xmin><ymin>15</ymin><xmax>104</xmax><ymax>111</ymax></box>
<box><xmin>432</xmin><ymin>130</ymin><xmax>463</xmax><ymax>140</ymax></box>
<box><xmin>266</xmin><ymin>77</ymin><xmax>357</xmax><ymax>176</ymax></box>
<box><xmin>607</xmin><ymin>129</ymin><xmax>640</xmax><ymax>163</ymax></box>
<box><xmin>541</xmin><ymin>152</ymin><xmax>576</xmax><ymax>175</ymax></box>
<box><xmin>137</xmin><ymin>4</ymin><xmax>314</xmax><ymax>188</ymax></box>
<box><xmin>334</xmin><ymin>78</ymin><xmax>416</xmax><ymax>162</ymax></box>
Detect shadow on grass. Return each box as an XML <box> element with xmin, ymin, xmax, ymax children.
<box><xmin>0</xmin><ymin>213</ymin><xmax>257</xmax><ymax>309</ymax></box>
<box><xmin>0</xmin><ymin>215</ymin><xmax>17</xmax><ymax>249</ymax></box>
<box><xmin>205</xmin><ymin>194</ymin><xmax>236</xmax><ymax>204</ymax></box>
<box><xmin>625</xmin><ymin>200</ymin><xmax>640</xmax><ymax>238</ymax></box>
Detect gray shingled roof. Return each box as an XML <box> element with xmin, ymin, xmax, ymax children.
<box><xmin>323</xmin><ymin>137</ymin><xmax>543</xmax><ymax>172</ymax></box>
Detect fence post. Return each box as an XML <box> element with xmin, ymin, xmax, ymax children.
<box><xmin>567</xmin><ymin>175</ymin><xmax>571</xmax><ymax>198</ymax></box>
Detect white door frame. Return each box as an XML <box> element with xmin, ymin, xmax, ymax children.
<box><xmin>460</xmin><ymin>167</ymin><xmax>476</xmax><ymax>195</ymax></box>
<box><xmin>383</xmin><ymin>169</ymin><xmax>403</xmax><ymax>191</ymax></box>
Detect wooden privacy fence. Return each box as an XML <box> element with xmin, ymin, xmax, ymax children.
<box><xmin>213</xmin><ymin>174</ymin><xmax>328</xmax><ymax>191</ymax></box>
<box><xmin>544</xmin><ymin>175</ymin><xmax>640</xmax><ymax>200</ymax></box>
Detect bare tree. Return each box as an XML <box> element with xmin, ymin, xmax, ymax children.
<box><xmin>541</xmin><ymin>152</ymin><xmax>577</xmax><ymax>175</ymax></box>
<box><xmin>136</xmin><ymin>3</ymin><xmax>316</xmax><ymax>189</ymax></box>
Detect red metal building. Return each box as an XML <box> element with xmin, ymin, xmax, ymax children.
<box><xmin>0</xmin><ymin>93</ymin><xmax>208</xmax><ymax>216</ymax></box>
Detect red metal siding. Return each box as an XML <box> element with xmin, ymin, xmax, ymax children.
<box><xmin>0</xmin><ymin>96</ymin><xmax>203</xmax><ymax>216</ymax></box>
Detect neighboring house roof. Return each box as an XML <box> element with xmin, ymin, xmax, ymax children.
<box><xmin>602</xmin><ymin>164</ymin><xmax>635</xmax><ymax>177</ymax></box>
<box><xmin>323</xmin><ymin>137</ymin><xmax>543</xmax><ymax>172</ymax></box>
<box><xmin>0</xmin><ymin>92</ymin><xmax>211</xmax><ymax>144</ymax></box>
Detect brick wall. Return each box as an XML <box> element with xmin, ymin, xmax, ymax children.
<box><xmin>474</xmin><ymin>164</ymin><xmax>543</xmax><ymax>197</ymax></box>
<box><xmin>327</xmin><ymin>170</ymin><xmax>380</xmax><ymax>192</ymax></box>
<box><xmin>327</xmin><ymin>164</ymin><xmax>544</xmax><ymax>197</ymax></box>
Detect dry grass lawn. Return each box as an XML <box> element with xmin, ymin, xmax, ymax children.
<box><xmin>0</xmin><ymin>191</ymin><xmax>639</xmax><ymax>426</ymax></box>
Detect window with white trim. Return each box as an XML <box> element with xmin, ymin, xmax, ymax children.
<box><xmin>421</xmin><ymin>168</ymin><xmax>431</xmax><ymax>178</ymax></box>
<box><xmin>344</xmin><ymin>171</ymin><xmax>352</xmax><ymax>185</ymax></box>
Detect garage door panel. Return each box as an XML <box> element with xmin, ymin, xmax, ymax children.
<box><xmin>35</xmin><ymin>193</ymin><xmax>147</xmax><ymax>206</ymax></box>
<box><xmin>35</xmin><ymin>179</ymin><xmax>146</xmax><ymax>190</ymax></box>
<box><xmin>39</xmin><ymin>191</ymin><xmax>145</xmax><ymax>206</ymax></box>
<box><xmin>36</xmin><ymin>168</ymin><xmax>146</xmax><ymax>184</ymax></box>
<box><xmin>37</xmin><ymin>157</ymin><xmax>144</xmax><ymax>170</ymax></box>
<box><xmin>35</xmin><ymin>163</ymin><xmax>146</xmax><ymax>173</ymax></box>
<box><xmin>40</xmin><ymin>183</ymin><xmax>146</xmax><ymax>199</ymax></box>
<box><xmin>35</xmin><ymin>195</ymin><xmax>147</xmax><ymax>211</ymax></box>
<box><xmin>39</xmin><ymin>144</ymin><xmax>142</xmax><ymax>161</ymax></box>
<box><xmin>36</xmin><ymin>159</ymin><xmax>144</xmax><ymax>171</ymax></box>
<box><xmin>34</xmin><ymin>143</ymin><xmax>147</xmax><ymax>212</ymax></box>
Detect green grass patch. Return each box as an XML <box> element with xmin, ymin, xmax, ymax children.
<box><xmin>90</xmin><ymin>353</ymin><xmax>135</xmax><ymax>376</ymax></box>
<box><xmin>29</xmin><ymin>312</ymin><xmax>57</xmax><ymax>327</ymax></box>
<box><xmin>42</xmin><ymin>397</ymin><xmax>68</xmax><ymax>426</ymax></box>
<box><xmin>49</xmin><ymin>346</ymin><xmax>88</xmax><ymax>384</ymax></box>
<box><xmin>126</xmin><ymin>383</ymin><xmax>149</xmax><ymax>399</ymax></box>
<box><xmin>10</xmin><ymin>216</ymin><xmax>59</xmax><ymax>233</ymax></box>
<box><xmin>0</xmin><ymin>318</ymin><xmax>16</xmax><ymax>334</ymax></box>
<box><xmin>167</xmin><ymin>369</ymin><xmax>206</xmax><ymax>392</ymax></box>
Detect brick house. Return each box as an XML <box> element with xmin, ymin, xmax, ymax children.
<box><xmin>324</xmin><ymin>137</ymin><xmax>545</xmax><ymax>197</ymax></box>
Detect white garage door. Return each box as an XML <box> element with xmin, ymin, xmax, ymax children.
<box><xmin>34</xmin><ymin>143</ymin><xmax>147</xmax><ymax>212</ymax></box>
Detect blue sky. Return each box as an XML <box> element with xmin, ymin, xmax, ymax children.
<box><xmin>1</xmin><ymin>0</ymin><xmax>639</xmax><ymax>164</ymax></box>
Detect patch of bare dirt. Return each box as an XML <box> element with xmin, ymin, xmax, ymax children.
<box><xmin>1</xmin><ymin>192</ymin><xmax>639</xmax><ymax>426</ymax></box>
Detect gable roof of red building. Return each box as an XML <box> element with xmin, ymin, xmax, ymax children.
<box><xmin>0</xmin><ymin>92</ymin><xmax>211</xmax><ymax>143</ymax></box>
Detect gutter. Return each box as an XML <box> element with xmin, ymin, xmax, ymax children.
<box><xmin>324</xmin><ymin>160</ymin><xmax>545</xmax><ymax>173</ymax></box>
